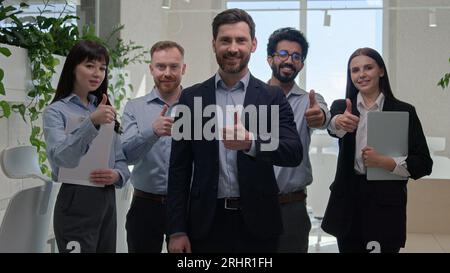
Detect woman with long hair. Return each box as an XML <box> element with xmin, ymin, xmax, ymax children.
<box><xmin>43</xmin><ymin>40</ymin><xmax>129</xmax><ymax>253</ymax></box>
<box><xmin>322</xmin><ymin>47</ymin><xmax>432</xmax><ymax>253</ymax></box>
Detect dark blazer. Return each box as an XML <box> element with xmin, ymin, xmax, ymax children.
<box><xmin>321</xmin><ymin>96</ymin><xmax>432</xmax><ymax>247</ymax></box>
<box><xmin>167</xmin><ymin>74</ymin><xmax>303</xmax><ymax>240</ymax></box>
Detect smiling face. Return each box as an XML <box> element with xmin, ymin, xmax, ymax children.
<box><xmin>268</xmin><ymin>40</ymin><xmax>304</xmax><ymax>84</ymax></box>
<box><xmin>213</xmin><ymin>21</ymin><xmax>256</xmax><ymax>78</ymax></box>
<box><xmin>73</xmin><ymin>58</ymin><xmax>107</xmax><ymax>95</ymax></box>
<box><xmin>349</xmin><ymin>55</ymin><xmax>385</xmax><ymax>96</ymax></box>
<box><xmin>150</xmin><ymin>47</ymin><xmax>186</xmax><ymax>94</ymax></box>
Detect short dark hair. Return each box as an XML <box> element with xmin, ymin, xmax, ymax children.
<box><xmin>212</xmin><ymin>8</ymin><xmax>255</xmax><ymax>40</ymax></box>
<box><xmin>150</xmin><ymin>40</ymin><xmax>185</xmax><ymax>58</ymax></box>
<box><xmin>267</xmin><ymin>27</ymin><xmax>309</xmax><ymax>62</ymax></box>
<box><xmin>346</xmin><ymin>47</ymin><xmax>396</xmax><ymax>101</ymax></box>
<box><xmin>52</xmin><ymin>40</ymin><xmax>122</xmax><ymax>133</ymax></box>
<box><xmin>53</xmin><ymin>40</ymin><xmax>109</xmax><ymax>105</ymax></box>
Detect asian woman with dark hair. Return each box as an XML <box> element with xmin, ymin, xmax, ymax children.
<box><xmin>43</xmin><ymin>40</ymin><xmax>130</xmax><ymax>253</ymax></box>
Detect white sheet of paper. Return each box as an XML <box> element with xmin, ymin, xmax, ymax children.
<box><xmin>58</xmin><ymin>117</ymin><xmax>114</xmax><ymax>187</ymax></box>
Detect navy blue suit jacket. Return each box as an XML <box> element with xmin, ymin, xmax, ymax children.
<box><xmin>167</xmin><ymin>74</ymin><xmax>302</xmax><ymax>240</ymax></box>
<box><xmin>321</xmin><ymin>96</ymin><xmax>432</xmax><ymax>247</ymax></box>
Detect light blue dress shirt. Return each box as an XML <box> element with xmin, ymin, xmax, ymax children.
<box><xmin>121</xmin><ymin>88</ymin><xmax>177</xmax><ymax>194</ymax></box>
<box><xmin>42</xmin><ymin>93</ymin><xmax>130</xmax><ymax>187</ymax></box>
<box><xmin>215</xmin><ymin>72</ymin><xmax>257</xmax><ymax>198</ymax></box>
<box><xmin>274</xmin><ymin>83</ymin><xmax>331</xmax><ymax>194</ymax></box>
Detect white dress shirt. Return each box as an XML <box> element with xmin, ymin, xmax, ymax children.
<box><xmin>329</xmin><ymin>92</ymin><xmax>410</xmax><ymax>177</ymax></box>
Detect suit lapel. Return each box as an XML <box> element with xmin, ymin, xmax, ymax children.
<box><xmin>243</xmin><ymin>74</ymin><xmax>260</xmax><ymax>107</ymax></box>
<box><xmin>201</xmin><ymin>76</ymin><xmax>219</xmax><ymax>160</ymax></box>
<box><xmin>382</xmin><ymin>96</ymin><xmax>396</xmax><ymax>111</ymax></box>
<box><xmin>201</xmin><ymin>76</ymin><xmax>217</xmax><ymax>106</ymax></box>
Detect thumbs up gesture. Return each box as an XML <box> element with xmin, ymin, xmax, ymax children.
<box><xmin>152</xmin><ymin>104</ymin><xmax>174</xmax><ymax>137</ymax></box>
<box><xmin>305</xmin><ymin>89</ymin><xmax>326</xmax><ymax>128</ymax></box>
<box><xmin>222</xmin><ymin>112</ymin><xmax>254</xmax><ymax>151</ymax></box>
<box><xmin>335</xmin><ymin>99</ymin><xmax>360</xmax><ymax>133</ymax></box>
<box><xmin>90</xmin><ymin>94</ymin><xmax>116</xmax><ymax>125</ymax></box>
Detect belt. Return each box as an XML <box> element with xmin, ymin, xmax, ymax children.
<box><xmin>218</xmin><ymin>197</ymin><xmax>240</xmax><ymax>210</ymax></box>
<box><xmin>133</xmin><ymin>189</ymin><xmax>166</xmax><ymax>204</ymax></box>
<box><xmin>278</xmin><ymin>190</ymin><xmax>306</xmax><ymax>204</ymax></box>
<box><xmin>218</xmin><ymin>190</ymin><xmax>306</xmax><ymax>210</ymax></box>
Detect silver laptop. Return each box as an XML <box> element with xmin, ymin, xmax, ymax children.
<box><xmin>366</xmin><ymin>111</ymin><xmax>409</xmax><ymax>181</ymax></box>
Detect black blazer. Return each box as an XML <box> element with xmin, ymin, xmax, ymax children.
<box><xmin>167</xmin><ymin>75</ymin><xmax>303</xmax><ymax>240</ymax></box>
<box><xmin>321</xmin><ymin>96</ymin><xmax>432</xmax><ymax>247</ymax></box>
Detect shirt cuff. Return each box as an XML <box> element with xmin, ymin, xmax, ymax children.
<box><xmin>113</xmin><ymin>169</ymin><xmax>126</xmax><ymax>188</ymax></box>
<box><xmin>243</xmin><ymin>136</ymin><xmax>256</xmax><ymax>157</ymax></box>
<box><xmin>329</xmin><ymin>115</ymin><xmax>347</xmax><ymax>138</ymax></box>
<box><xmin>318</xmin><ymin>105</ymin><xmax>331</xmax><ymax>129</ymax></box>
<box><xmin>170</xmin><ymin>232</ymin><xmax>187</xmax><ymax>238</ymax></box>
<box><xmin>142</xmin><ymin>126</ymin><xmax>160</xmax><ymax>144</ymax></box>
<box><xmin>391</xmin><ymin>156</ymin><xmax>411</xmax><ymax>177</ymax></box>
<box><xmin>80</xmin><ymin>117</ymin><xmax>100</xmax><ymax>141</ymax></box>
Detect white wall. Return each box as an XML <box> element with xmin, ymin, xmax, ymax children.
<box><xmin>167</xmin><ymin>0</ymin><xmax>225</xmax><ymax>87</ymax></box>
<box><xmin>0</xmin><ymin>44</ymin><xmax>63</xmax><ymax>228</ymax></box>
<box><xmin>388</xmin><ymin>0</ymin><xmax>450</xmax><ymax>154</ymax></box>
<box><xmin>119</xmin><ymin>0</ymin><xmax>168</xmax><ymax>98</ymax></box>
<box><xmin>119</xmin><ymin>0</ymin><xmax>225</xmax><ymax>95</ymax></box>
<box><xmin>385</xmin><ymin>0</ymin><xmax>450</xmax><ymax>233</ymax></box>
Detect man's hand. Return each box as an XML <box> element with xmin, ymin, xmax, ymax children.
<box><xmin>305</xmin><ymin>89</ymin><xmax>325</xmax><ymax>128</ymax></box>
<box><xmin>152</xmin><ymin>104</ymin><xmax>174</xmax><ymax>137</ymax></box>
<box><xmin>335</xmin><ymin>99</ymin><xmax>359</xmax><ymax>133</ymax></box>
<box><xmin>90</xmin><ymin>169</ymin><xmax>119</xmax><ymax>185</ymax></box>
<box><xmin>90</xmin><ymin>94</ymin><xmax>116</xmax><ymax>125</ymax></box>
<box><xmin>168</xmin><ymin>234</ymin><xmax>192</xmax><ymax>253</ymax></box>
<box><xmin>222</xmin><ymin>112</ymin><xmax>254</xmax><ymax>151</ymax></box>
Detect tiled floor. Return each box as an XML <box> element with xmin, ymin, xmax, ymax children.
<box><xmin>308</xmin><ymin>228</ymin><xmax>450</xmax><ymax>253</ymax></box>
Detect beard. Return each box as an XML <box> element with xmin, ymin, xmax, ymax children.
<box><xmin>216</xmin><ymin>52</ymin><xmax>250</xmax><ymax>74</ymax></box>
<box><xmin>271</xmin><ymin>62</ymin><xmax>300</xmax><ymax>83</ymax></box>
<box><xmin>156</xmin><ymin>78</ymin><xmax>181</xmax><ymax>93</ymax></box>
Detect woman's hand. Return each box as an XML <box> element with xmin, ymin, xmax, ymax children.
<box><xmin>90</xmin><ymin>94</ymin><xmax>116</xmax><ymax>125</ymax></box>
<box><xmin>362</xmin><ymin>146</ymin><xmax>396</xmax><ymax>171</ymax></box>
<box><xmin>90</xmin><ymin>169</ymin><xmax>119</xmax><ymax>185</ymax></box>
<box><xmin>335</xmin><ymin>99</ymin><xmax>360</xmax><ymax>133</ymax></box>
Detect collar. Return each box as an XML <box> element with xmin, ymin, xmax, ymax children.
<box><xmin>286</xmin><ymin>82</ymin><xmax>307</xmax><ymax>97</ymax></box>
<box><xmin>146</xmin><ymin>87</ymin><xmax>181</xmax><ymax>105</ymax></box>
<box><xmin>62</xmin><ymin>93</ymin><xmax>98</xmax><ymax>105</ymax></box>
<box><xmin>215</xmin><ymin>71</ymin><xmax>250</xmax><ymax>91</ymax></box>
<box><xmin>357</xmin><ymin>92</ymin><xmax>385</xmax><ymax>111</ymax></box>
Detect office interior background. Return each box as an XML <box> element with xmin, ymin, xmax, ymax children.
<box><xmin>0</xmin><ymin>0</ymin><xmax>449</xmax><ymax>252</ymax></box>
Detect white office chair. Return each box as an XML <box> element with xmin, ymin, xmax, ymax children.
<box><xmin>0</xmin><ymin>146</ymin><xmax>58</xmax><ymax>253</ymax></box>
<box><xmin>308</xmin><ymin>132</ymin><xmax>338</xmax><ymax>251</ymax></box>
<box><xmin>424</xmin><ymin>137</ymin><xmax>450</xmax><ymax>180</ymax></box>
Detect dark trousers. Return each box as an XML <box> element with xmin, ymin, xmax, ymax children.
<box><xmin>337</xmin><ymin>175</ymin><xmax>400</xmax><ymax>253</ymax></box>
<box><xmin>54</xmin><ymin>183</ymin><xmax>117</xmax><ymax>253</ymax></box>
<box><xmin>190</xmin><ymin>199</ymin><xmax>278</xmax><ymax>253</ymax></box>
<box><xmin>277</xmin><ymin>200</ymin><xmax>311</xmax><ymax>253</ymax></box>
<box><xmin>126</xmin><ymin>195</ymin><xmax>166</xmax><ymax>253</ymax></box>
<box><xmin>336</xmin><ymin>209</ymin><xmax>400</xmax><ymax>253</ymax></box>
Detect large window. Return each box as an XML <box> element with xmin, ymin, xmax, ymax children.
<box><xmin>227</xmin><ymin>1</ymin><xmax>301</xmax><ymax>83</ymax></box>
<box><xmin>227</xmin><ymin>0</ymin><xmax>383</xmax><ymax>105</ymax></box>
<box><xmin>306</xmin><ymin>0</ymin><xmax>383</xmax><ymax>105</ymax></box>
<box><xmin>0</xmin><ymin>0</ymin><xmax>77</xmax><ymax>28</ymax></box>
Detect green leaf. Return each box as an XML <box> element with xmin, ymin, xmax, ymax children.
<box><xmin>17</xmin><ymin>104</ymin><xmax>26</xmax><ymax>122</ymax></box>
<box><xmin>52</xmin><ymin>57</ymin><xmax>60</xmax><ymax>66</ymax></box>
<box><xmin>0</xmin><ymin>46</ymin><xmax>12</xmax><ymax>57</ymax></box>
<box><xmin>0</xmin><ymin>69</ymin><xmax>4</xmax><ymax>81</ymax></box>
<box><xmin>19</xmin><ymin>2</ymin><xmax>29</xmax><ymax>8</ymax></box>
<box><xmin>0</xmin><ymin>83</ymin><xmax>5</xmax><ymax>96</ymax></box>
<box><xmin>0</xmin><ymin>101</ymin><xmax>11</xmax><ymax>118</ymax></box>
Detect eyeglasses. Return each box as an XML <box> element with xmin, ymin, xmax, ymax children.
<box><xmin>272</xmin><ymin>50</ymin><xmax>304</xmax><ymax>63</ymax></box>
